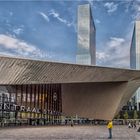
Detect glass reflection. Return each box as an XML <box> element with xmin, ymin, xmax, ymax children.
<box><xmin>77</xmin><ymin>4</ymin><xmax>96</xmax><ymax>65</ymax></box>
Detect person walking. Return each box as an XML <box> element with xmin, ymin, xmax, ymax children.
<box><xmin>133</xmin><ymin>121</ymin><xmax>137</xmax><ymax>129</ymax></box>
<box><xmin>107</xmin><ymin>120</ymin><xmax>113</xmax><ymax>139</ymax></box>
<box><xmin>128</xmin><ymin>121</ymin><xmax>132</xmax><ymax>128</ymax></box>
<box><xmin>70</xmin><ymin>117</ymin><xmax>74</xmax><ymax>127</ymax></box>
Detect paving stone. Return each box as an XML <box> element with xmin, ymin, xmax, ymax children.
<box><xmin>0</xmin><ymin>125</ymin><xmax>140</xmax><ymax>140</ymax></box>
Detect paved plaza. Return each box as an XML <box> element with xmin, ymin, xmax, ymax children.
<box><xmin>0</xmin><ymin>125</ymin><xmax>140</xmax><ymax>140</ymax></box>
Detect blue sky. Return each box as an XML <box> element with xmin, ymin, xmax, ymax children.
<box><xmin>0</xmin><ymin>0</ymin><xmax>140</xmax><ymax>68</ymax></box>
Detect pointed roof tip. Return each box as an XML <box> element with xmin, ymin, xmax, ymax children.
<box><xmin>78</xmin><ymin>3</ymin><xmax>92</xmax><ymax>9</ymax></box>
<box><xmin>78</xmin><ymin>2</ymin><xmax>92</xmax><ymax>7</ymax></box>
<box><xmin>79</xmin><ymin>3</ymin><xmax>90</xmax><ymax>6</ymax></box>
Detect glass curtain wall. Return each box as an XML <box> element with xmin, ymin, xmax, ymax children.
<box><xmin>77</xmin><ymin>4</ymin><xmax>96</xmax><ymax>65</ymax></box>
<box><xmin>0</xmin><ymin>84</ymin><xmax>62</xmax><ymax>126</ymax></box>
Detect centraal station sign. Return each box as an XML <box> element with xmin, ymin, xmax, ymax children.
<box><xmin>0</xmin><ymin>103</ymin><xmax>59</xmax><ymax>115</ymax></box>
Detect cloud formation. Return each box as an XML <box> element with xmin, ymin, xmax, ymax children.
<box><xmin>104</xmin><ymin>2</ymin><xmax>118</xmax><ymax>13</ymax></box>
<box><xmin>132</xmin><ymin>1</ymin><xmax>140</xmax><ymax>20</ymax></box>
<box><xmin>38</xmin><ymin>10</ymin><xmax>75</xmax><ymax>28</ymax></box>
<box><xmin>95</xmin><ymin>19</ymin><xmax>101</xmax><ymax>24</ymax></box>
<box><xmin>97</xmin><ymin>37</ymin><xmax>130</xmax><ymax>68</ymax></box>
<box><xmin>0</xmin><ymin>34</ymin><xmax>42</xmax><ymax>57</ymax></box>
<box><xmin>49</xmin><ymin>9</ymin><xmax>73</xmax><ymax>27</ymax></box>
<box><xmin>96</xmin><ymin>52</ymin><xmax>109</xmax><ymax>61</ymax></box>
<box><xmin>13</xmin><ymin>28</ymin><xmax>23</xmax><ymax>35</ymax></box>
<box><xmin>107</xmin><ymin>37</ymin><xmax>125</xmax><ymax>48</ymax></box>
<box><xmin>39</xmin><ymin>12</ymin><xmax>50</xmax><ymax>22</ymax></box>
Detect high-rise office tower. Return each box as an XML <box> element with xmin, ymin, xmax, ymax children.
<box><xmin>76</xmin><ymin>4</ymin><xmax>96</xmax><ymax>65</ymax></box>
<box><xmin>130</xmin><ymin>21</ymin><xmax>140</xmax><ymax>110</ymax></box>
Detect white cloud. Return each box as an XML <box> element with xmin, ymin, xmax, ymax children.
<box><xmin>95</xmin><ymin>19</ymin><xmax>101</xmax><ymax>24</ymax></box>
<box><xmin>49</xmin><ymin>9</ymin><xmax>73</xmax><ymax>27</ymax></box>
<box><xmin>0</xmin><ymin>34</ymin><xmax>42</xmax><ymax>57</ymax></box>
<box><xmin>96</xmin><ymin>52</ymin><xmax>109</xmax><ymax>60</ymax></box>
<box><xmin>38</xmin><ymin>10</ymin><xmax>76</xmax><ymax>31</ymax></box>
<box><xmin>13</xmin><ymin>28</ymin><xmax>23</xmax><ymax>35</ymax></box>
<box><xmin>104</xmin><ymin>2</ymin><xmax>118</xmax><ymax>13</ymax></box>
<box><xmin>128</xmin><ymin>1</ymin><xmax>140</xmax><ymax>20</ymax></box>
<box><xmin>39</xmin><ymin>12</ymin><xmax>50</xmax><ymax>22</ymax></box>
<box><xmin>134</xmin><ymin>5</ymin><xmax>140</xmax><ymax>20</ymax></box>
<box><xmin>97</xmin><ymin>37</ymin><xmax>130</xmax><ymax>68</ymax></box>
<box><xmin>107</xmin><ymin>37</ymin><xmax>125</xmax><ymax>48</ymax></box>
<box><xmin>9</xmin><ymin>12</ymin><xmax>13</xmax><ymax>16</ymax></box>
<box><xmin>0</xmin><ymin>34</ymin><xmax>57</xmax><ymax>60</ymax></box>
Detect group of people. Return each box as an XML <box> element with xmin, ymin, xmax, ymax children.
<box><xmin>107</xmin><ymin>120</ymin><xmax>140</xmax><ymax>139</ymax></box>
<box><xmin>128</xmin><ymin>121</ymin><xmax>137</xmax><ymax>128</ymax></box>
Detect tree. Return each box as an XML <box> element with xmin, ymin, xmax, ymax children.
<box><xmin>133</xmin><ymin>110</ymin><xmax>138</xmax><ymax>119</ymax></box>
<box><xmin>123</xmin><ymin>111</ymin><xmax>129</xmax><ymax>119</ymax></box>
<box><xmin>115</xmin><ymin>113</ymin><xmax>120</xmax><ymax>119</ymax></box>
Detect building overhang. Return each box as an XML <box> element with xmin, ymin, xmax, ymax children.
<box><xmin>0</xmin><ymin>56</ymin><xmax>139</xmax><ymax>85</ymax></box>
<box><xmin>0</xmin><ymin>56</ymin><xmax>140</xmax><ymax>120</ymax></box>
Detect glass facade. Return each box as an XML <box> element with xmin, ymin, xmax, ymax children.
<box><xmin>0</xmin><ymin>84</ymin><xmax>62</xmax><ymax>126</ymax></box>
<box><xmin>76</xmin><ymin>4</ymin><xmax>96</xmax><ymax>65</ymax></box>
<box><xmin>130</xmin><ymin>26</ymin><xmax>136</xmax><ymax>69</ymax></box>
<box><xmin>136</xmin><ymin>21</ymin><xmax>140</xmax><ymax>70</ymax></box>
<box><xmin>130</xmin><ymin>21</ymin><xmax>140</xmax><ymax>110</ymax></box>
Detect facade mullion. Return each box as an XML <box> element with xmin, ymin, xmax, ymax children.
<box><xmin>21</xmin><ymin>85</ymin><xmax>23</xmax><ymax>107</ymax></box>
<box><xmin>42</xmin><ymin>84</ymin><xmax>45</xmax><ymax>119</ymax></box>
<box><xmin>9</xmin><ymin>86</ymin><xmax>11</xmax><ymax>118</ymax></box>
<box><xmin>41</xmin><ymin>85</ymin><xmax>43</xmax><ymax>118</ymax></box>
<box><xmin>53</xmin><ymin>85</ymin><xmax>55</xmax><ymax>123</ymax></box>
<box><xmin>51</xmin><ymin>84</ymin><xmax>54</xmax><ymax>124</ymax></box>
<box><xmin>38</xmin><ymin>85</ymin><xmax>40</xmax><ymax>118</ymax></box>
<box><xmin>56</xmin><ymin>84</ymin><xmax>59</xmax><ymax>123</ymax></box>
<box><xmin>35</xmin><ymin>85</ymin><xmax>38</xmax><ymax>119</ymax></box>
<box><xmin>25</xmin><ymin>85</ymin><xmax>28</xmax><ymax>118</ymax></box>
<box><xmin>0</xmin><ymin>83</ymin><xmax>62</xmax><ymax>127</ymax></box>
<box><xmin>48</xmin><ymin>84</ymin><xmax>50</xmax><ymax>122</ymax></box>
<box><xmin>30</xmin><ymin>85</ymin><xmax>32</xmax><ymax>118</ymax></box>
<box><xmin>58</xmin><ymin>84</ymin><xmax>61</xmax><ymax>120</ymax></box>
<box><xmin>27</xmin><ymin>85</ymin><xmax>30</xmax><ymax>118</ymax></box>
<box><xmin>44</xmin><ymin>84</ymin><xmax>46</xmax><ymax>119</ymax></box>
<box><xmin>34</xmin><ymin>85</ymin><xmax>36</xmax><ymax>118</ymax></box>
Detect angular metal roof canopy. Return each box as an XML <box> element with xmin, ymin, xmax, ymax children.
<box><xmin>0</xmin><ymin>56</ymin><xmax>140</xmax><ymax>85</ymax></box>
<box><xmin>0</xmin><ymin>56</ymin><xmax>140</xmax><ymax>120</ymax></box>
